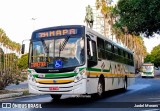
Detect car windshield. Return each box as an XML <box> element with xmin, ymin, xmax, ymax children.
<box><xmin>29</xmin><ymin>36</ymin><xmax>85</xmax><ymax>69</ymax></box>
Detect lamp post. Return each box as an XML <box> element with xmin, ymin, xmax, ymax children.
<box><xmin>31</xmin><ymin>18</ymin><xmax>37</xmax><ymax>30</ymax></box>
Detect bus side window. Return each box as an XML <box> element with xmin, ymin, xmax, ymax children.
<box><xmin>87</xmin><ymin>38</ymin><xmax>97</xmax><ymax>67</ymax></box>
<box><xmin>97</xmin><ymin>37</ymin><xmax>105</xmax><ymax>59</ymax></box>
<box><xmin>131</xmin><ymin>54</ymin><xmax>134</xmax><ymax>66</ymax></box>
<box><xmin>107</xmin><ymin>43</ymin><xmax>112</xmax><ymax>60</ymax></box>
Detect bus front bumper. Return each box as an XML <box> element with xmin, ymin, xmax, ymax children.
<box><xmin>28</xmin><ymin>79</ymin><xmax>87</xmax><ymax>95</ymax></box>
<box><xmin>140</xmin><ymin>72</ymin><xmax>154</xmax><ymax>77</ymax></box>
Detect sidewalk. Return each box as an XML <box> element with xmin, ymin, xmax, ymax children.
<box><xmin>5</xmin><ymin>80</ymin><xmax>28</xmax><ymax>90</ymax></box>
<box><xmin>0</xmin><ymin>81</ymin><xmax>29</xmax><ymax>100</ymax></box>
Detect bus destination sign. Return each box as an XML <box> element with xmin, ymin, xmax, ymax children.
<box><xmin>36</xmin><ymin>29</ymin><xmax>77</xmax><ymax>38</ymax></box>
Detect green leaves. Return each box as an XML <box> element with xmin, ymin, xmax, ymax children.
<box><xmin>18</xmin><ymin>53</ymin><xmax>28</xmax><ymax>70</ymax></box>
<box><xmin>115</xmin><ymin>0</ymin><xmax>160</xmax><ymax>37</ymax></box>
<box><xmin>144</xmin><ymin>45</ymin><xmax>160</xmax><ymax>66</ymax></box>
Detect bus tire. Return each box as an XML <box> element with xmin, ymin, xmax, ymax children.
<box><xmin>97</xmin><ymin>77</ymin><xmax>105</xmax><ymax>98</ymax></box>
<box><xmin>50</xmin><ymin>94</ymin><xmax>62</xmax><ymax>100</ymax></box>
<box><xmin>123</xmin><ymin>77</ymin><xmax>127</xmax><ymax>91</ymax></box>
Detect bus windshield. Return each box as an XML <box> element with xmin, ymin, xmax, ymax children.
<box><xmin>142</xmin><ymin>65</ymin><xmax>154</xmax><ymax>72</ymax></box>
<box><xmin>29</xmin><ymin>36</ymin><xmax>85</xmax><ymax>69</ymax></box>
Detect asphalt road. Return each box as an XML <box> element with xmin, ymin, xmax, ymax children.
<box><xmin>1</xmin><ymin>69</ymin><xmax>160</xmax><ymax>111</ymax></box>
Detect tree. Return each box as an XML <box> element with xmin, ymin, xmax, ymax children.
<box><xmin>144</xmin><ymin>54</ymin><xmax>152</xmax><ymax>63</ymax></box>
<box><xmin>114</xmin><ymin>0</ymin><xmax>160</xmax><ymax>37</ymax></box>
<box><xmin>150</xmin><ymin>45</ymin><xmax>160</xmax><ymax>67</ymax></box>
<box><xmin>95</xmin><ymin>0</ymin><xmax>147</xmax><ymax>69</ymax></box>
<box><xmin>18</xmin><ymin>53</ymin><xmax>28</xmax><ymax>70</ymax></box>
<box><xmin>144</xmin><ymin>45</ymin><xmax>160</xmax><ymax>67</ymax></box>
<box><xmin>96</xmin><ymin>0</ymin><xmax>114</xmax><ymax>37</ymax></box>
<box><xmin>0</xmin><ymin>27</ymin><xmax>21</xmax><ymax>89</ymax></box>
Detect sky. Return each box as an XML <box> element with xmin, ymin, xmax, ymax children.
<box><xmin>0</xmin><ymin>0</ymin><xmax>159</xmax><ymax>53</ymax></box>
<box><xmin>143</xmin><ymin>35</ymin><xmax>160</xmax><ymax>53</ymax></box>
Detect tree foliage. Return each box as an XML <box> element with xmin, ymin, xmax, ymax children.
<box><xmin>18</xmin><ymin>53</ymin><xmax>28</xmax><ymax>70</ymax></box>
<box><xmin>0</xmin><ymin>28</ymin><xmax>21</xmax><ymax>89</ymax></box>
<box><xmin>144</xmin><ymin>45</ymin><xmax>160</xmax><ymax>67</ymax></box>
<box><xmin>114</xmin><ymin>0</ymin><xmax>160</xmax><ymax>37</ymax></box>
<box><xmin>95</xmin><ymin>0</ymin><xmax>147</xmax><ymax>69</ymax></box>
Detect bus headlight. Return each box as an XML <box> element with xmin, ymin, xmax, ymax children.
<box><xmin>29</xmin><ymin>74</ymin><xmax>35</xmax><ymax>82</ymax></box>
<box><xmin>28</xmin><ymin>69</ymin><xmax>36</xmax><ymax>82</ymax></box>
<box><xmin>74</xmin><ymin>67</ymin><xmax>79</xmax><ymax>73</ymax></box>
<box><xmin>75</xmin><ymin>69</ymin><xmax>86</xmax><ymax>82</ymax></box>
<box><xmin>79</xmin><ymin>69</ymin><xmax>86</xmax><ymax>75</ymax></box>
<box><xmin>75</xmin><ymin>74</ymin><xmax>83</xmax><ymax>82</ymax></box>
<box><xmin>32</xmin><ymin>77</ymin><xmax>35</xmax><ymax>82</ymax></box>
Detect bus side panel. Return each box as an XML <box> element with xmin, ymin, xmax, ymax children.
<box><xmin>106</xmin><ymin>78</ymin><xmax>126</xmax><ymax>91</ymax></box>
<box><xmin>86</xmin><ymin>78</ymin><xmax>99</xmax><ymax>94</ymax></box>
<box><xmin>105</xmin><ymin>78</ymin><xmax>112</xmax><ymax>91</ymax></box>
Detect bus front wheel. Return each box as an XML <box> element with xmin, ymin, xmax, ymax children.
<box><xmin>50</xmin><ymin>94</ymin><xmax>62</xmax><ymax>100</ymax></box>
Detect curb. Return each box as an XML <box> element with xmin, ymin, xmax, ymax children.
<box><xmin>0</xmin><ymin>94</ymin><xmax>38</xmax><ymax>102</ymax></box>
<box><xmin>0</xmin><ymin>92</ymin><xmax>23</xmax><ymax>99</ymax></box>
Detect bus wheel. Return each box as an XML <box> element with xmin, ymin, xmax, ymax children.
<box><xmin>50</xmin><ymin>94</ymin><xmax>62</xmax><ymax>100</ymax></box>
<box><xmin>97</xmin><ymin>78</ymin><xmax>104</xmax><ymax>97</ymax></box>
<box><xmin>123</xmin><ymin>78</ymin><xmax>127</xmax><ymax>91</ymax></box>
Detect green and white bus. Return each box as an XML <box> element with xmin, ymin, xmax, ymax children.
<box><xmin>140</xmin><ymin>63</ymin><xmax>154</xmax><ymax>78</ymax></box>
<box><xmin>22</xmin><ymin>25</ymin><xmax>135</xmax><ymax>100</ymax></box>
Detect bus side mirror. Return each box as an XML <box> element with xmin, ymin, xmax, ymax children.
<box><xmin>21</xmin><ymin>44</ymin><xmax>25</xmax><ymax>54</ymax></box>
<box><xmin>89</xmin><ymin>40</ymin><xmax>93</xmax><ymax>57</ymax></box>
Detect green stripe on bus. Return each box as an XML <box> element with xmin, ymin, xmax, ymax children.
<box><xmin>87</xmin><ymin>68</ymin><xmax>110</xmax><ymax>72</ymax></box>
<box><xmin>79</xmin><ymin>67</ymin><xmax>86</xmax><ymax>71</ymax></box>
<box><xmin>28</xmin><ymin>69</ymin><xmax>32</xmax><ymax>73</ymax></box>
<box><xmin>33</xmin><ymin>73</ymin><xmax>77</xmax><ymax>78</ymax></box>
<box><xmin>144</xmin><ymin>72</ymin><xmax>153</xmax><ymax>74</ymax></box>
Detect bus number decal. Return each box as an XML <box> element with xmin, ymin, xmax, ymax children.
<box><xmin>31</xmin><ymin>62</ymin><xmax>47</xmax><ymax>68</ymax></box>
<box><xmin>37</xmin><ymin>29</ymin><xmax>77</xmax><ymax>38</ymax></box>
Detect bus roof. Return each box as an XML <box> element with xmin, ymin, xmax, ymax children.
<box><xmin>31</xmin><ymin>25</ymin><xmax>133</xmax><ymax>54</ymax></box>
<box><xmin>32</xmin><ymin>25</ymin><xmax>85</xmax><ymax>33</ymax></box>
<box><xmin>31</xmin><ymin>25</ymin><xmax>85</xmax><ymax>40</ymax></box>
<box><xmin>142</xmin><ymin>63</ymin><xmax>154</xmax><ymax>66</ymax></box>
<box><xmin>86</xmin><ymin>26</ymin><xmax>134</xmax><ymax>54</ymax></box>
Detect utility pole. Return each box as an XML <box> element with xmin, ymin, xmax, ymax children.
<box><xmin>31</xmin><ymin>18</ymin><xmax>37</xmax><ymax>30</ymax></box>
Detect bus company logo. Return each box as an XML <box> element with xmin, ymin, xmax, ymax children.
<box><xmin>38</xmin><ymin>74</ymin><xmax>45</xmax><ymax>78</ymax></box>
<box><xmin>48</xmin><ymin>70</ymin><xmax>59</xmax><ymax>72</ymax></box>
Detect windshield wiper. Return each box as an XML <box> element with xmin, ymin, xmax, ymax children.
<box><xmin>59</xmin><ymin>36</ymin><xmax>70</xmax><ymax>57</ymax></box>
<box><xmin>41</xmin><ymin>39</ymin><xmax>50</xmax><ymax>64</ymax></box>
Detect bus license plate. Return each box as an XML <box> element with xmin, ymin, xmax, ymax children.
<box><xmin>49</xmin><ymin>87</ymin><xmax>59</xmax><ymax>91</ymax></box>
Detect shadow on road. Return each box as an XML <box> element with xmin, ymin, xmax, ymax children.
<box><xmin>42</xmin><ymin>89</ymin><xmax>129</xmax><ymax>108</ymax></box>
